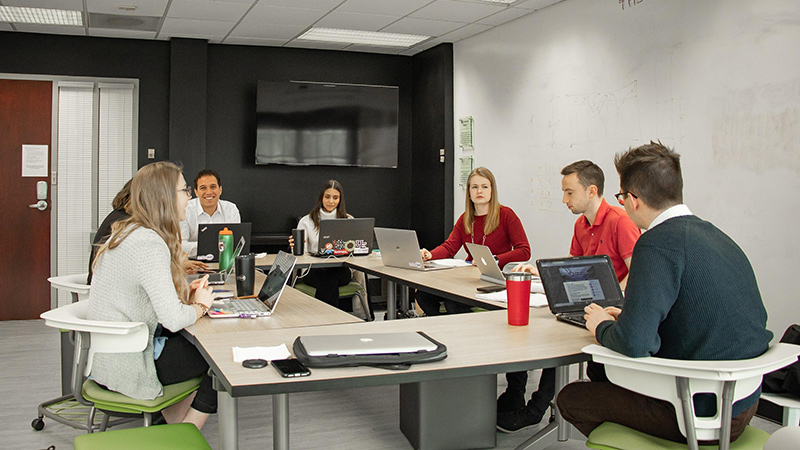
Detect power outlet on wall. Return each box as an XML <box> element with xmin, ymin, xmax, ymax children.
<box><xmin>148</xmin><ymin>148</ymin><xmax>155</xmax><ymax>159</ymax></box>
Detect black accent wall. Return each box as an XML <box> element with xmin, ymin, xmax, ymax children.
<box><xmin>0</xmin><ymin>32</ymin><xmax>453</xmax><ymax>245</ymax></box>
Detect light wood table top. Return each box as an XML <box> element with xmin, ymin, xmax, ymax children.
<box><xmin>194</xmin><ymin>308</ymin><xmax>594</xmax><ymax>397</ymax></box>
<box><xmin>345</xmin><ymin>253</ymin><xmax>509</xmax><ymax>310</ymax></box>
<box><xmin>184</xmin><ymin>270</ymin><xmax>361</xmax><ymax>339</ymax></box>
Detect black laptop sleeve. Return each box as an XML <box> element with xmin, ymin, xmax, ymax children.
<box><xmin>293</xmin><ymin>331</ymin><xmax>447</xmax><ymax>371</ymax></box>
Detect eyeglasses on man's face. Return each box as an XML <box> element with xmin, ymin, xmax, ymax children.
<box><xmin>614</xmin><ymin>191</ymin><xmax>637</xmax><ymax>206</ymax></box>
<box><xmin>178</xmin><ymin>185</ymin><xmax>193</xmax><ymax>197</ymax></box>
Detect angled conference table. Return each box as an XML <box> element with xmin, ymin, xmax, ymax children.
<box><xmin>189</xmin><ymin>308</ymin><xmax>594</xmax><ymax>450</ymax></box>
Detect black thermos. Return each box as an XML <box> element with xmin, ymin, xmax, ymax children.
<box><xmin>235</xmin><ymin>253</ymin><xmax>255</xmax><ymax>297</ymax></box>
<box><xmin>292</xmin><ymin>228</ymin><xmax>305</xmax><ymax>256</ymax></box>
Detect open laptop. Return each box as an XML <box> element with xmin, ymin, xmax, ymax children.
<box><xmin>196</xmin><ymin>222</ymin><xmax>252</xmax><ymax>262</ymax></box>
<box><xmin>310</xmin><ymin>218</ymin><xmax>375</xmax><ymax>257</ymax></box>
<box><xmin>373</xmin><ymin>227</ymin><xmax>451</xmax><ymax>271</ymax></box>
<box><xmin>465</xmin><ymin>243</ymin><xmax>543</xmax><ymax>293</ymax></box>
<box><xmin>208</xmin><ymin>251</ymin><xmax>297</xmax><ymax>318</ymax></box>
<box><xmin>187</xmin><ymin>236</ymin><xmax>246</xmax><ymax>285</ymax></box>
<box><xmin>299</xmin><ymin>332</ymin><xmax>438</xmax><ymax>357</ymax></box>
<box><xmin>536</xmin><ymin>255</ymin><xmax>624</xmax><ymax>327</ymax></box>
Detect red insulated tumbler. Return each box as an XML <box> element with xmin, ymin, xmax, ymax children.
<box><xmin>506</xmin><ymin>271</ymin><xmax>531</xmax><ymax>326</ymax></box>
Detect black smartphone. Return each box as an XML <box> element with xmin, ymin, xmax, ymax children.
<box><xmin>477</xmin><ymin>285</ymin><xmax>506</xmax><ymax>293</ymax></box>
<box><xmin>271</xmin><ymin>358</ymin><xmax>311</xmax><ymax>378</ymax></box>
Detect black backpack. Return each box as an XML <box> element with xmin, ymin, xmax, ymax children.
<box><xmin>762</xmin><ymin>324</ymin><xmax>800</xmax><ymax>396</ymax></box>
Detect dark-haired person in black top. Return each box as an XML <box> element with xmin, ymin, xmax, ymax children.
<box><xmin>557</xmin><ymin>142</ymin><xmax>773</xmax><ymax>444</ymax></box>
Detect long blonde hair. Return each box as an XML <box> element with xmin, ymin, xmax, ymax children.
<box><xmin>464</xmin><ymin>167</ymin><xmax>501</xmax><ymax>236</ymax></box>
<box><xmin>93</xmin><ymin>161</ymin><xmax>189</xmax><ymax>303</ymax></box>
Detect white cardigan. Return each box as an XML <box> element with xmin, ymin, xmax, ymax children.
<box><xmin>87</xmin><ymin>226</ymin><xmax>196</xmax><ymax>400</ymax></box>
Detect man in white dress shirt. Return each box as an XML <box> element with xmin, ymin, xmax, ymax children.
<box><xmin>180</xmin><ymin>169</ymin><xmax>241</xmax><ymax>257</ymax></box>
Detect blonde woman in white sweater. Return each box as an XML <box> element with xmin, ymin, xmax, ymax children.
<box><xmin>88</xmin><ymin>161</ymin><xmax>215</xmax><ymax>429</ymax></box>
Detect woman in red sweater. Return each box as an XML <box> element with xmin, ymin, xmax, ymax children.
<box><xmin>417</xmin><ymin>167</ymin><xmax>531</xmax><ymax>315</ymax></box>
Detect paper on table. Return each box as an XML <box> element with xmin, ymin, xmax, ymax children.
<box><xmin>475</xmin><ymin>291</ymin><xmax>549</xmax><ymax>308</ymax></box>
<box><xmin>429</xmin><ymin>258</ymin><xmax>471</xmax><ymax>268</ymax></box>
<box><xmin>232</xmin><ymin>343</ymin><xmax>291</xmax><ymax>363</ymax></box>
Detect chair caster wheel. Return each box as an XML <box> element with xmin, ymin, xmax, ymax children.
<box><xmin>31</xmin><ymin>417</ymin><xmax>45</xmax><ymax>431</ymax></box>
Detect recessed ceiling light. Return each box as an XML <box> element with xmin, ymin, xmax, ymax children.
<box><xmin>298</xmin><ymin>28</ymin><xmax>429</xmax><ymax>48</ymax></box>
<box><xmin>473</xmin><ymin>0</ymin><xmax>517</xmax><ymax>4</ymax></box>
<box><xmin>0</xmin><ymin>6</ymin><xmax>83</xmax><ymax>26</ymax></box>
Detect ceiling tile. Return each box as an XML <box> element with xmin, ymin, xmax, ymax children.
<box><xmin>406</xmin><ymin>36</ymin><xmax>445</xmax><ymax>53</ymax></box>
<box><xmin>167</xmin><ymin>0</ymin><xmax>250</xmax><ymax>22</ymax></box>
<box><xmin>222</xmin><ymin>36</ymin><xmax>289</xmax><ymax>46</ymax></box>
<box><xmin>314</xmin><ymin>11</ymin><xmax>398</xmax><ymax>31</ymax></box>
<box><xmin>410</xmin><ymin>0</ymin><xmax>505</xmax><ymax>23</ymax></box>
<box><xmin>86</xmin><ymin>0</ymin><xmax>169</xmax><ymax>17</ymax></box>
<box><xmin>13</xmin><ymin>23</ymin><xmax>85</xmax><ymax>35</ymax></box>
<box><xmin>336</xmin><ymin>0</ymin><xmax>433</xmax><ymax>17</ymax></box>
<box><xmin>381</xmin><ymin>17</ymin><xmax>462</xmax><ymax>37</ymax></box>
<box><xmin>284</xmin><ymin>39</ymin><xmax>350</xmax><ymax>50</ymax></box>
<box><xmin>242</xmin><ymin>4</ymin><xmax>328</xmax><ymax>27</ymax></box>
<box><xmin>255</xmin><ymin>0</ymin><xmax>341</xmax><ymax>9</ymax></box>
<box><xmin>513</xmin><ymin>0</ymin><xmax>561</xmax><ymax>11</ymax></box>
<box><xmin>229</xmin><ymin>21</ymin><xmax>308</xmax><ymax>40</ymax></box>
<box><xmin>438</xmin><ymin>22</ymin><xmax>491</xmax><ymax>41</ymax></box>
<box><xmin>88</xmin><ymin>28</ymin><xmax>157</xmax><ymax>39</ymax></box>
<box><xmin>476</xmin><ymin>6</ymin><xmax>531</xmax><ymax>26</ymax></box>
<box><xmin>160</xmin><ymin>17</ymin><xmax>236</xmax><ymax>38</ymax></box>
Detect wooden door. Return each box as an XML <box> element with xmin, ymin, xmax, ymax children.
<box><xmin>0</xmin><ymin>79</ymin><xmax>53</xmax><ymax>320</ymax></box>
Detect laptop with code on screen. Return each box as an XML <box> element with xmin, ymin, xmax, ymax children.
<box><xmin>536</xmin><ymin>255</ymin><xmax>624</xmax><ymax>327</ymax></box>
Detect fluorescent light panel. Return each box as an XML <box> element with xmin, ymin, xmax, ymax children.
<box><xmin>298</xmin><ymin>28</ymin><xmax>429</xmax><ymax>48</ymax></box>
<box><xmin>0</xmin><ymin>6</ymin><xmax>83</xmax><ymax>26</ymax></box>
<box><xmin>476</xmin><ymin>0</ymin><xmax>517</xmax><ymax>3</ymax></box>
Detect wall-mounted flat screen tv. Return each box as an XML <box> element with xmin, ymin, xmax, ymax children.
<box><xmin>256</xmin><ymin>81</ymin><xmax>399</xmax><ymax>168</ymax></box>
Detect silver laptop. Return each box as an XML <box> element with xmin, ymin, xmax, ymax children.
<box><xmin>374</xmin><ymin>227</ymin><xmax>451</xmax><ymax>271</ymax></box>
<box><xmin>299</xmin><ymin>332</ymin><xmax>438</xmax><ymax>357</ymax></box>
<box><xmin>208</xmin><ymin>251</ymin><xmax>297</xmax><ymax>318</ymax></box>
<box><xmin>187</xmin><ymin>236</ymin><xmax>246</xmax><ymax>285</ymax></box>
<box><xmin>466</xmin><ymin>243</ymin><xmax>542</xmax><ymax>293</ymax></box>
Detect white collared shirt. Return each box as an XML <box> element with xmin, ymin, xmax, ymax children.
<box><xmin>180</xmin><ymin>197</ymin><xmax>241</xmax><ymax>257</ymax></box>
<box><xmin>647</xmin><ymin>204</ymin><xmax>692</xmax><ymax>231</ymax></box>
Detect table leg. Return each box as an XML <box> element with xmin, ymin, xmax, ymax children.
<box><xmin>514</xmin><ymin>364</ymin><xmax>572</xmax><ymax>450</ymax></box>
<box><xmin>218</xmin><ymin>390</ymin><xmax>239</xmax><ymax>450</ymax></box>
<box><xmin>386</xmin><ymin>280</ymin><xmax>397</xmax><ymax>320</ymax></box>
<box><xmin>273</xmin><ymin>393</ymin><xmax>289</xmax><ymax>450</ymax></box>
<box><xmin>399</xmin><ymin>285</ymin><xmax>409</xmax><ymax>314</ymax></box>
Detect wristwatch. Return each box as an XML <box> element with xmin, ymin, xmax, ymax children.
<box><xmin>195</xmin><ymin>302</ymin><xmax>210</xmax><ymax>315</ymax></box>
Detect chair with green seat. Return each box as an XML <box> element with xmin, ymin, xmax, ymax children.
<box><xmin>40</xmin><ymin>300</ymin><xmax>202</xmax><ymax>432</ymax></box>
<box><xmin>581</xmin><ymin>343</ymin><xmax>800</xmax><ymax>450</ymax></box>
<box><xmin>294</xmin><ymin>280</ymin><xmax>373</xmax><ymax>321</ymax></box>
<box><xmin>74</xmin><ymin>423</ymin><xmax>211</xmax><ymax>450</ymax></box>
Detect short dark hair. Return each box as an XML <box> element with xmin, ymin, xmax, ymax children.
<box><xmin>614</xmin><ymin>141</ymin><xmax>683</xmax><ymax>210</ymax></box>
<box><xmin>561</xmin><ymin>160</ymin><xmax>605</xmax><ymax>196</ymax></box>
<box><xmin>194</xmin><ymin>169</ymin><xmax>221</xmax><ymax>189</ymax></box>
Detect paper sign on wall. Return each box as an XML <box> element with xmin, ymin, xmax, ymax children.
<box><xmin>22</xmin><ymin>144</ymin><xmax>48</xmax><ymax>177</ymax></box>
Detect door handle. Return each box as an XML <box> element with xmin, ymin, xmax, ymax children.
<box><xmin>29</xmin><ymin>200</ymin><xmax>48</xmax><ymax>211</ymax></box>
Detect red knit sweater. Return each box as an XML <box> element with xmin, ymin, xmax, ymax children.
<box><xmin>430</xmin><ymin>206</ymin><xmax>531</xmax><ymax>268</ymax></box>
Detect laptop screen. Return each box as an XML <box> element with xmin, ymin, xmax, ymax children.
<box><xmin>536</xmin><ymin>255</ymin><xmax>623</xmax><ymax>312</ymax></box>
<box><xmin>257</xmin><ymin>251</ymin><xmax>296</xmax><ymax>310</ymax></box>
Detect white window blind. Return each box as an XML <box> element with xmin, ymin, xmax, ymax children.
<box><xmin>97</xmin><ymin>83</ymin><xmax>134</xmax><ymax>221</ymax></box>
<box><xmin>57</xmin><ymin>82</ymin><xmax>93</xmax><ymax>306</ymax></box>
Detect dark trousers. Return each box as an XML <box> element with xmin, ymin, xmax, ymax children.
<box><xmin>556</xmin><ymin>362</ymin><xmax>757</xmax><ymax>444</ymax></box>
<box><xmin>415</xmin><ymin>291</ymin><xmax>472</xmax><ymax>316</ymax></box>
<box><xmin>155</xmin><ymin>332</ymin><xmax>216</xmax><ymax>414</ymax></box>
<box><xmin>505</xmin><ymin>367</ymin><xmax>555</xmax><ymax>413</ymax></box>
<box><xmin>302</xmin><ymin>266</ymin><xmax>351</xmax><ymax>307</ymax></box>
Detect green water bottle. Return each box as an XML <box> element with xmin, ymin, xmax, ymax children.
<box><xmin>218</xmin><ymin>227</ymin><xmax>234</xmax><ymax>272</ymax></box>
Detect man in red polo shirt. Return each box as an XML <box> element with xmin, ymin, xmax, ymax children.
<box><xmin>497</xmin><ymin>160</ymin><xmax>640</xmax><ymax>433</ymax></box>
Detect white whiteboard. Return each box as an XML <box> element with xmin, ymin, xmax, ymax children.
<box><xmin>453</xmin><ymin>0</ymin><xmax>800</xmax><ymax>338</ymax></box>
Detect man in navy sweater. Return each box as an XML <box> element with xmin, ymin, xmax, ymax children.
<box><xmin>556</xmin><ymin>142</ymin><xmax>773</xmax><ymax>444</ymax></box>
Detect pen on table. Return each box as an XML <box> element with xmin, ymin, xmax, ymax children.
<box><xmin>233</xmin><ymin>294</ymin><xmax>258</xmax><ymax>299</ymax></box>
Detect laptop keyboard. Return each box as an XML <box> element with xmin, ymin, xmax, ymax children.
<box><xmin>225</xmin><ymin>298</ymin><xmax>270</xmax><ymax>315</ymax></box>
<box><xmin>557</xmin><ymin>313</ymin><xmax>587</xmax><ymax>327</ymax></box>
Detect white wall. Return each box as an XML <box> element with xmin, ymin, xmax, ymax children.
<box><xmin>453</xmin><ymin>0</ymin><xmax>800</xmax><ymax>338</ymax></box>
